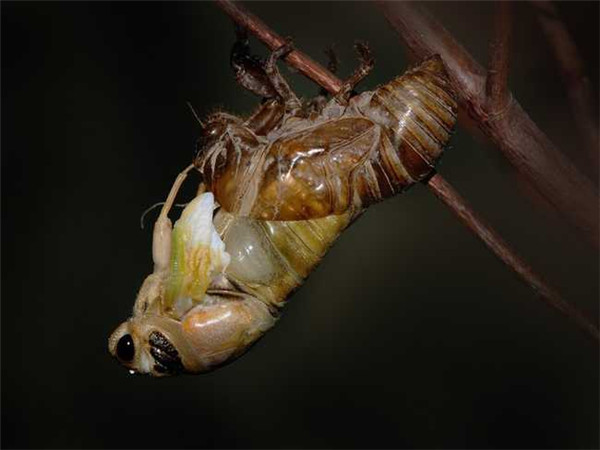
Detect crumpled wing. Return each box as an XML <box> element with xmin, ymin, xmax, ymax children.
<box><xmin>164</xmin><ymin>193</ymin><xmax>231</xmax><ymax>316</ymax></box>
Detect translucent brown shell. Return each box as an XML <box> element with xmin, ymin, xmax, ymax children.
<box><xmin>196</xmin><ymin>55</ymin><xmax>457</xmax><ymax>221</ymax></box>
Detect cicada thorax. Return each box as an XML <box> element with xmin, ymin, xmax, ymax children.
<box><xmin>195</xmin><ymin>56</ymin><xmax>457</xmax><ymax>223</ymax></box>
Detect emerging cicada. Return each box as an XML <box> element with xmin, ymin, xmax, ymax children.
<box><xmin>108</xmin><ymin>32</ymin><xmax>457</xmax><ymax>376</ymax></box>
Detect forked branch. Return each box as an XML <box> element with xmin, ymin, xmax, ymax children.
<box><xmin>427</xmin><ymin>174</ymin><xmax>599</xmax><ymax>341</ymax></box>
<box><xmin>377</xmin><ymin>1</ymin><xmax>599</xmax><ymax>249</ymax></box>
<box><xmin>213</xmin><ymin>0</ymin><xmax>599</xmax><ymax>340</ymax></box>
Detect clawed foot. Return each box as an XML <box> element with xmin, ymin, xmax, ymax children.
<box><xmin>264</xmin><ymin>38</ymin><xmax>302</xmax><ymax>113</ymax></box>
<box><xmin>230</xmin><ymin>25</ymin><xmax>279</xmax><ymax>99</ymax></box>
<box><xmin>335</xmin><ymin>41</ymin><xmax>375</xmax><ymax>104</ymax></box>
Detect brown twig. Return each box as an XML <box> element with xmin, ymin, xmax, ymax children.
<box><xmin>376</xmin><ymin>1</ymin><xmax>599</xmax><ymax>249</ymax></box>
<box><xmin>531</xmin><ymin>0</ymin><xmax>599</xmax><ymax>176</ymax></box>
<box><xmin>213</xmin><ymin>0</ymin><xmax>599</xmax><ymax>340</ymax></box>
<box><xmin>486</xmin><ymin>2</ymin><xmax>512</xmax><ymax>113</ymax></box>
<box><xmin>216</xmin><ymin>0</ymin><xmax>341</xmax><ymax>95</ymax></box>
<box><xmin>428</xmin><ymin>173</ymin><xmax>599</xmax><ymax>340</ymax></box>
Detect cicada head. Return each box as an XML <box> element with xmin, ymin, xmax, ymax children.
<box><xmin>194</xmin><ymin>112</ymin><xmax>242</xmax><ymax>162</ymax></box>
<box><xmin>108</xmin><ymin>312</ymin><xmax>188</xmax><ymax>376</ymax></box>
<box><xmin>108</xmin><ymin>192</ymin><xmax>276</xmax><ymax>376</ymax></box>
<box><xmin>108</xmin><ymin>290</ymin><xmax>275</xmax><ymax>376</ymax></box>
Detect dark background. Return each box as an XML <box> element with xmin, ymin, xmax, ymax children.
<box><xmin>2</xmin><ymin>2</ymin><xmax>598</xmax><ymax>448</ymax></box>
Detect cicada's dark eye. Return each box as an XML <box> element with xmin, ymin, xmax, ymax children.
<box><xmin>116</xmin><ymin>334</ymin><xmax>135</xmax><ymax>362</ymax></box>
<box><xmin>197</xmin><ymin>122</ymin><xmax>224</xmax><ymax>149</ymax></box>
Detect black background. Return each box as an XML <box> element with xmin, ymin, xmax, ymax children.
<box><xmin>2</xmin><ymin>2</ymin><xmax>598</xmax><ymax>448</ymax></box>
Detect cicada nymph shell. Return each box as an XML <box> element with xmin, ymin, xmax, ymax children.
<box><xmin>196</xmin><ymin>56</ymin><xmax>457</xmax><ymax>221</ymax></box>
<box><xmin>109</xmin><ymin>41</ymin><xmax>457</xmax><ymax>376</ymax></box>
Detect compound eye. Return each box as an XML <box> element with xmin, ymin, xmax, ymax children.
<box><xmin>196</xmin><ymin>123</ymin><xmax>221</xmax><ymax>154</ymax></box>
<box><xmin>206</xmin><ymin>123</ymin><xmax>222</xmax><ymax>137</ymax></box>
<box><xmin>116</xmin><ymin>334</ymin><xmax>135</xmax><ymax>362</ymax></box>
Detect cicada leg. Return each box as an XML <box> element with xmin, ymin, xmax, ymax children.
<box><xmin>302</xmin><ymin>45</ymin><xmax>339</xmax><ymax>117</ymax></box>
<box><xmin>230</xmin><ymin>26</ymin><xmax>287</xmax><ymax>135</ymax></box>
<box><xmin>264</xmin><ymin>38</ymin><xmax>302</xmax><ymax>114</ymax></box>
<box><xmin>230</xmin><ymin>25</ymin><xmax>279</xmax><ymax>99</ymax></box>
<box><xmin>322</xmin><ymin>45</ymin><xmax>339</xmax><ymax>92</ymax></box>
<box><xmin>152</xmin><ymin>164</ymin><xmax>195</xmax><ymax>273</ymax></box>
<box><xmin>334</xmin><ymin>41</ymin><xmax>375</xmax><ymax>104</ymax></box>
<box><xmin>196</xmin><ymin>182</ymin><xmax>206</xmax><ymax>196</ymax></box>
<box><xmin>245</xmin><ymin>98</ymin><xmax>285</xmax><ymax>136</ymax></box>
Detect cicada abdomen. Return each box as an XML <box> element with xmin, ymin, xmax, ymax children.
<box><xmin>351</xmin><ymin>55</ymin><xmax>457</xmax><ymax>204</ymax></box>
<box><xmin>195</xmin><ymin>55</ymin><xmax>457</xmax><ymax>222</ymax></box>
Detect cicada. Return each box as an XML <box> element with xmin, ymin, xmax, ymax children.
<box><xmin>108</xmin><ymin>32</ymin><xmax>458</xmax><ymax>376</ymax></box>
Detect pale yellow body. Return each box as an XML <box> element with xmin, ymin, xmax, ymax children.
<box><xmin>108</xmin><ymin>186</ymin><xmax>354</xmax><ymax>375</ymax></box>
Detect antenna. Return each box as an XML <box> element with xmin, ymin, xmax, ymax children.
<box><xmin>186</xmin><ymin>101</ymin><xmax>205</xmax><ymax>129</ymax></box>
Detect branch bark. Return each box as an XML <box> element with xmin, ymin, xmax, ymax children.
<box><xmin>377</xmin><ymin>1</ymin><xmax>599</xmax><ymax>249</ymax></box>
<box><xmin>428</xmin><ymin>173</ymin><xmax>599</xmax><ymax>341</ymax></box>
<box><xmin>486</xmin><ymin>2</ymin><xmax>512</xmax><ymax>113</ymax></box>
<box><xmin>213</xmin><ymin>0</ymin><xmax>599</xmax><ymax>340</ymax></box>
<box><xmin>216</xmin><ymin>0</ymin><xmax>341</xmax><ymax>95</ymax></box>
<box><xmin>531</xmin><ymin>0</ymin><xmax>599</xmax><ymax>176</ymax></box>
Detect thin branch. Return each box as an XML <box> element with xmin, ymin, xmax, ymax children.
<box><xmin>214</xmin><ymin>0</ymin><xmax>599</xmax><ymax>341</ymax></box>
<box><xmin>531</xmin><ymin>0</ymin><xmax>599</xmax><ymax>176</ymax></box>
<box><xmin>428</xmin><ymin>173</ymin><xmax>598</xmax><ymax>341</ymax></box>
<box><xmin>486</xmin><ymin>2</ymin><xmax>512</xmax><ymax>113</ymax></box>
<box><xmin>215</xmin><ymin>0</ymin><xmax>341</xmax><ymax>95</ymax></box>
<box><xmin>376</xmin><ymin>1</ymin><xmax>599</xmax><ymax>249</ymax></box>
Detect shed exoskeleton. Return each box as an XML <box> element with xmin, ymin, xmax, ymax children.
<box><xmin>108</xmin><ymin>33</ymin><xmax>457</xmax><ymax>376</ymax></box>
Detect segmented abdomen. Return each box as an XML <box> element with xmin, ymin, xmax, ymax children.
<box><xmin>351</xmin><ymin>55</ymin><xmax>458</xmax><ymax>205</ymax></box>
<box><xmin>214</xmin><ymin>209</ymin><xmax>353</xmax><ymax>307</ymax></box>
